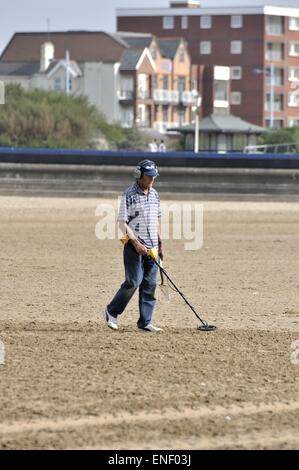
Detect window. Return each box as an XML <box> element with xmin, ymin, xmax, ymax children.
<box><xmin>266</xmin><ymin>42</ymin><xmax>284</xmax><ymax>61</ymax></box>
<box><xmin>54</xmin><ymin>78</ymin><xmax>62</xmax><ymax>91</ymax></box>
<box><xmin>200</xmin><ymin>16</ymin><xmax>212</xmax><ymax>29</ymax></box>
<box><xmin>178</xmin><ymin>48</ymin><xmax>185</xmax><ymax>62</ymax></box>
<box><xmin>231</xmin><ymin>66</ymin><xmax>242</xmax><ymax>80</ymax></box>
<box><xmin>231</xmin><ymin>15</ymin><xmax>243</xmax><ymax>28</ymax></box>
<box><xmin>181</xmin><ymin>16</ymin><xmax>188</xmax><ymax>29</ymax></box>
<box><xmin>177</xmin><ymin>77</ymin><xmax>186</xmax><ymax>92</ymax></box>
<box><xmin>289</xmin><ymin>17</ymin><xmax>299</xmax><ymax>31</ymax></box>
<box><xmin>289</xmin><ymin>42</ymin><xmax>299</xmax><ymax>57</ymax></box>
<box><xmin>163</xmin><ymin>16</ymin><xmax>174</xmax><ymax>29</ymax></box>
<box><xmin>266</xmin><ymin>67</ymin><xmax>284</xmax><ymax>86</ymax></box>
<box><xmin>288</xmin><ymin>67</ymin><xmax>299</xmax><ymax>82</ymax></box>
<box><xmin>214</xmin><ymin>80</ymin><xmax>228</xmax><ymax>101</ymax></box>
<box><xmin>288</xmin><ymin>91</ymin><xmax>299</xmax><ymax>107</ymax></box>
<box><xmin>231</xmin><ymin>91</ymin><xmax>242</xmax><ymax>105</ymax></box>
<box><xmin>162</xmin><ymin>105</ymin><xmax>168</xmax><ymax>122</ymax></box>
<box><xmin>266</xmin><ymin>16</ymin><xmax>284</xmax><ymax>35</ymax></box>
<box><xmin>230</xmin><ymin>41</ymin><xmax>242</xmax><ymax>54</ymax></box>
<box><xmin>163</xmin><ymin>75</ymin><xmax>169</xmax><ymax>89</ymax></box>
<box><xmin>119</xmin><ymin>77</ymin><xmax>134</xmax><ymax>99</ymax></box>
<box><xmin>265</xmin><ymin>93</ymin><xmax>284</xmax><ymax>111</ymax></box>
<box><xmin>265</xmin><ymin>119</ymin><xmax>284</xmax><ymax>128</ymax></box>
<box><xmin>288</xmin><ymin>117</ymin><xmax>299</xmax><ymax>127</ymax></box>
<box><xmin>150</xmin><ymin>47</ymin><xmax>157</xmax><ymax>60</ymax></box>
<box><xmin>200</xmin><ymin>41</ymin><xmax>211</xmax><ymax>55</ymax></box>
<box><xmin>120</xmin><ymin>109</ymin><xmax>134</xmax><ymax>128</ymax></box>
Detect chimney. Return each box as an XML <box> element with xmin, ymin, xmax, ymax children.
<box><xmin>40</xmin><ymin>42</ymin><xmax>55</xmax><ymax>72</ymax></box>
<box><xmin>170</xmin><ymin>1</ymin><xmax>200</xmax><ymax>8</ymax></box>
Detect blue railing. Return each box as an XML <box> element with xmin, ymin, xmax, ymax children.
<box><xmin>0</xmin><ymin>147</ymin><xmax>299</xmax><ymax>169</ymax></box>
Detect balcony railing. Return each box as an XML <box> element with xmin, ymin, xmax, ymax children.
<box><xmin>153</xmin><ymin>121</ymin><xmax>179</xmax><ymax>133</ymax></box>
<box><xmin>181</xmin><ymin>91</ymin><xmax>194</xmax><ymax>105</ymax></box>
<box><xmin>153</xmin><ymin>89</ymin><xmax>171</xmax><ymax>103</ymax></box>
<box><xmin>118</xmin><ymin>90</ymin><xmax>134</xmax><ymax>101</ymax></box>
<box><xmin>266</xmin><ymin>25</ymin><xmax>284</xmax><ymax>35</ymax></box>
<box><xmin>138</xmin><ymin>89</ymin><xmax>150</xmax><ymax>100</ymax></box>
<box><xmin>170</xmin><ymin>90</ymin><xmax>179</xmax><ymax>104</ymax></box>
<box><xmin>265</xmin><ymin>50</ymin><xmax>284</xmax><ymax>61</ymax></box>
<box><xmin>153</xmin><ymin>89</ymin><xmax>195</xmax><ymax>105</ymax></box>
<box><xmin>136</xmin><ymin>119</ymin><xmax>150</xmax><ymax>128</ymax></box>
<box><xmin>214</xmin><ymin>99</ymin><xmax>229</xmax><ymax>108</ymax></box>
<box><xmin>265</xmin><ymin>102</ymin><xmax>283</xmax><ymax>112</ymax></box>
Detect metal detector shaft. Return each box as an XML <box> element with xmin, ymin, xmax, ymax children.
<box><xmin>153</xmin><ymin>259</ymin><xmax>208</xmax><ymax>327</ymax></box>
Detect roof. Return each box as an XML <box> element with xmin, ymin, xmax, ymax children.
<box><xmin>0</xmin><ymin>58</ymin><xmax>82</xmax><ymax>77</ymax></box>
<box><xmin>46</xmin><ymin>60</ymin><xmax>82</xmax><ymax>78</ymax></box>
<box><xmin>117</xmin><ymin>5</ymin><xmax>299</xmax><ymax>18</ymax></box>
<box><xmin>0</xmin><ymin>61</ymin><xmax>40</xmax><ymax>76</ymax></box>
<box><xmin>116</xmin><ymin>32</ymin><xmax>153</xmax><ymax>49</ymax></box>
<box><xmin>157</xmin><ymin>39</ymin><xmax>181</xmax><ymax>59</ymax></box>
<box><xmin>120</xmin><ymin>49</ymin><xmax>144</xmax><ymax>71</ymax></box>
<box><xmin>174</xmin><ymin>114</ymin><xmax>268</xmax><ymax>134</ymax></box>
<box><xmin>0</xmin><ymin>31</ymin><xmax>128</xmax><ymax>63</ymax></box>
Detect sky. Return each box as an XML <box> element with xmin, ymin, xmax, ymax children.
<box><xmin>1</xmin><ymin>0</ymin><xmax>299</xmax><ymax>56</ymax></box>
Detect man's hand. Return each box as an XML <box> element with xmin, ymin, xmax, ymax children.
<box><xmin>131</xmin><ymin>239</ymin><xmax>148</xmax><ymax>256</ymax></box>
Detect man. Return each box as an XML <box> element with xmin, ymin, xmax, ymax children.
<box><xmin>159</xmin><ymin>140</ymin><xmax>166</xmax><ymax>152</ymax></box>
<box><xmin>104</xmin><ymin>160</ymin><xmax>163</xmax><ymax>332</ymax></box>
<box><xmin>148</xmin><ymin>139</ymin><xmax>158</xmax><ymax>152</ymax></box>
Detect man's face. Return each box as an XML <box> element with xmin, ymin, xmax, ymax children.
<box><xmin>140</xmin><ymin>174</ymin><xmax>156</xmax><ymax>189</ymax></box>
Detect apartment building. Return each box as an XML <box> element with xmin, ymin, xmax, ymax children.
<box><xmin>117</xmin><ymin>0</ymin><xmax>299</xmax><ymax>128</ymax></box>
<box><xmin>118</xmin><ymin>32</ymin><xmax>196</xmax><ymax>132</ymax></box>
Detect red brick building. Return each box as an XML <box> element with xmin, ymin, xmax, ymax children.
<box><xmin>117</xmin><ymin>1</ymin><xmax>299</xmax><ymax>128</ymax></box>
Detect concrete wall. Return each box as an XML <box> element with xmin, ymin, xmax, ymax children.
<box><xmin>0</xmin><ymin>163</ymin><xmax>298</xmax><ymax>198</ymax></box>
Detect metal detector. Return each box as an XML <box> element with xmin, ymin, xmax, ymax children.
<box><xmin>149</xmin><ymin>253</ymin><xmax>217</xmax><ymax>332</ymax></box>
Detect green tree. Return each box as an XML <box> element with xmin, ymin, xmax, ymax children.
<box><xmin>0</xmin><ymin>84</ymin><xmax>148</xmax><ymax>150</ymax></box>
<box><xmin>259</xmin><ymin>127</ymin><xmax>299</xmax><ymax>153</ymax></box>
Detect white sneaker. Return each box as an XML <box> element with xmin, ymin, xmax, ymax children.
<box><xmin>138</xmin><ymin>324</ymin><xmax>162</xmax><ymax>333</ymax></box>
<box><xmin>104</xmin><ymin>307</ymin><xmax>118</xmax><ymax>330</ymax></box>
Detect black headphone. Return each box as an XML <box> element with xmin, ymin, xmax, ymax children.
<box><xmin>134</xmin><ymin>160</ymin><xmax>158</xmax><ymax>179</ymax></box>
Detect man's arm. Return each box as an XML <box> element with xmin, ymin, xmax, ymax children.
<box><xmin>119</xmin><ymin>221</ymin><xmax>148</xmax><ymax>256</ymax></box>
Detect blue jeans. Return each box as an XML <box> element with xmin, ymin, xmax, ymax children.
<box><xmin>107</xmin><ymin>242</ymin><xmax>159</xmax><ymax>328</ymax></box>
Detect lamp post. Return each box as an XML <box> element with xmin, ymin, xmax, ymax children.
<box><xmin>269</xmin><ymin>63</ymin><xmax>275</xmax><ymax>129</ymax></box>
<box><xmin>191</xmin><ymin>90</ymin><xmax>202</xmax><ymax>153</ymax></box>
<box><xmin>254</xmin><ymin>64</ymin><xmax>275</xmax><ymax>129</ymax></box>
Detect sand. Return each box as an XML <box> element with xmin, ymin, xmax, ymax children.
<box><xmin>0</xmin><ymin>196</ymin><xmax>298</xmax><ymax>449</ymax></box>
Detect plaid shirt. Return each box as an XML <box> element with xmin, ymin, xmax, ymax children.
<box><xmin>118</xmin><ymin>182</ymin><xmax>161</xmax><ymax>248</ymax></box>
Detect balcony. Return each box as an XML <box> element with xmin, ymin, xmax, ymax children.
<box><xmin>136</xmin><ymin>119</ymin><xmax>150</xmax><ymax>128</ymax></box>
<box><xmin>118</xmin><ymin>90</ymin><xmax>134</xmax><ymax>101</ymax></box>
<box><xmin>265</xmin><ymin>101</ymin><xmax>284</xmax><ymax>112</ymax></box>
<box><xmin>266</xmin><ymin>43</ymin><xmax>284</xmax><ymax>61</ymax></box>
<box><xmin>169</xmin><ymin>90</ymin><xmax>179</xmax><ymax>104</ymax></box>
<box><xmin>266</xmin><ymin>17</ymin><xmax>284</xmax><ymax>36</ymax></box>
<box><xmin>266</xmin><ymin>25</ymin><xmax>284</xmax><ymax>35</ymax></box>
<box><xmin>153</xmin><ymin>89</ymin><xmax>170</xmax><ymax>103</ymax></box>
<box><xmin>181</xmin><ymin>91</ymin><xmax>194</xmax><ymax>105</ymax></box>
<box><xmin>153</xmin><ymin>121</ymin><xmax>179</xmax><ymax>133</ymax></box>
<box><xmin>138</xmin><ymin>89</ymin><xmax>151</xmax><ymax>100</ymax></box>
<box><xmin>214</xmin><ymin>100</ymin><xmax>229</xmax><ymax>108</ymax></box>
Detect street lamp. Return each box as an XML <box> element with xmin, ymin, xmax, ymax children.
<box><xmin>191</xmin><ymin>90</ymin><xmax>202</xmax><ymax>153</ymax></box>
<box><xmin>254</xmin><ymin>64</ymin><xmax>275</xmax><ymax>129</ymax></box>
